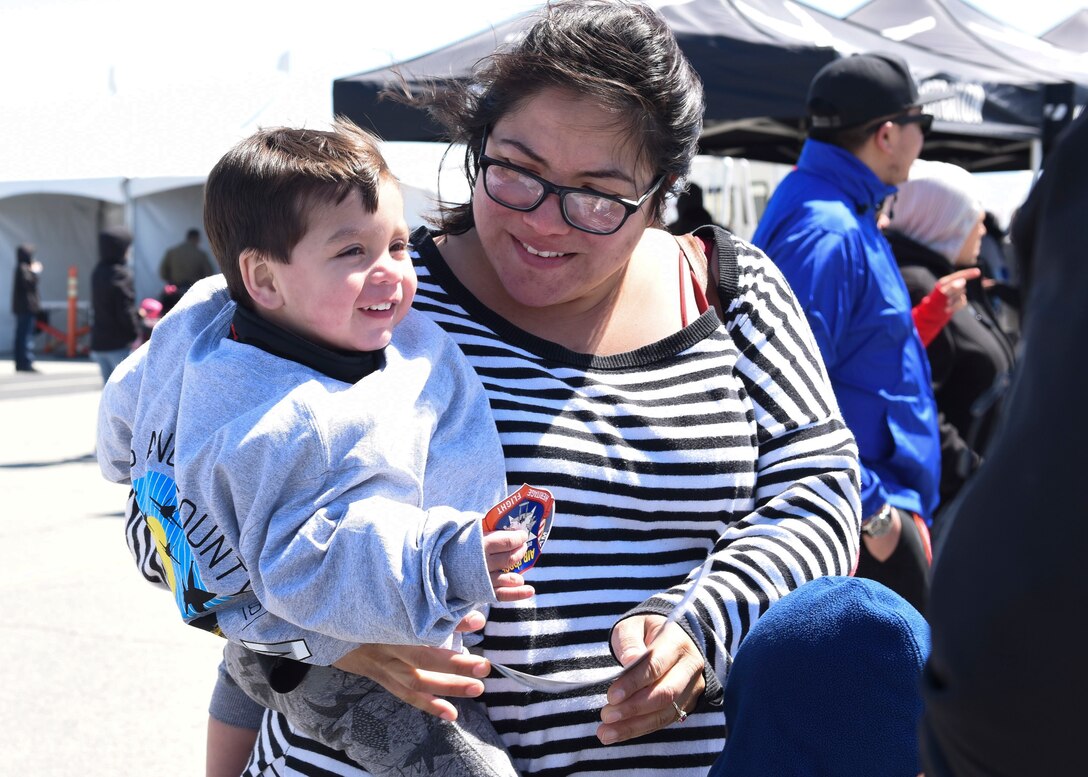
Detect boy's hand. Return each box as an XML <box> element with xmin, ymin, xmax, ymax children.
<box><xmin>483</xmin><ymin>529</ymin><xmax>535</xmax><ymax>602</ymax></box>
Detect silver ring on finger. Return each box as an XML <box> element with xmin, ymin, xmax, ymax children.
<box><xmin>671</xmin><ymin>700</ymin><xmax>688</xmax><ymax>724</ymax></box>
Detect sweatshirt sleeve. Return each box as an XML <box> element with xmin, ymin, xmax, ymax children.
<box><xmin>623</xmin><ymin>240</ymin><xmax>861</xmax><ymax>705</ymax></box>
<box><xmin>96</xmin><ymin>345</ymin><xmax>174</xmax><ymax>589</ymax></box>
<box><xmin>96</xmin><ymin>346</ymin><xmax>144</xmax><ymax>486</ymax></box>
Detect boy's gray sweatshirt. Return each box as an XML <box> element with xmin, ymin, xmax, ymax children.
<box><xmin>97</xmin><ymin>276</ymin><xmax>508</xmax><ymax>665</ymax></box>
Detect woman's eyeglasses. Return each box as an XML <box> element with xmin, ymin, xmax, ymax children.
<box><xmin>478</xmin><ymin>134</ymin><xmax>663</xmax><ymax>236</ymax></box>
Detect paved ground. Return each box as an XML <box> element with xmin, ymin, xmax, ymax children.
<box><xmin>0</xmin><ymin>357</ymin><xmax>224</xmax><ymax>775</ymax></box>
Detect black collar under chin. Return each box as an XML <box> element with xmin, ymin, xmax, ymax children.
<box><xmin>228</xmin><ymin>304</ymin><xmax>384</xmax><ymax>384</ymax></box>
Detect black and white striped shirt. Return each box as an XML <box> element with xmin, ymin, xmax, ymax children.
<box><xmin>244</xmin><ymin>229</ymin><xmax>861</xmax><ymax>777</ymax></box>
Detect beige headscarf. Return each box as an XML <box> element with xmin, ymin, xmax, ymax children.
<box><xmin>888</xmin><ymin>159</ymin><xmax>983</xmax><ymax>263</ymax></box>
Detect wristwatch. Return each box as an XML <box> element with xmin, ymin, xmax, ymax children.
<box><xmin>861</xmin><ymin>503</ymin><xmax>895</xmax><ymax>538</ymax></box>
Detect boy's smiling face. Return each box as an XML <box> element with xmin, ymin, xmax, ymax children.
<box><xmin>257</xmin><ymin>178</ymin><xmax>415</xmax><ymax>353</ymax></box>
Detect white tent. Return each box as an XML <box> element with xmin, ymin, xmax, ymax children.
<box><xmin>0</xmin><ymin>151</ymin><xmax>467</xmax><ymax>358</ymax></box>
<box><xmin>0</xmin><ymin>0</ymin><xmax>526</xmax><ymax>358</ymax></box>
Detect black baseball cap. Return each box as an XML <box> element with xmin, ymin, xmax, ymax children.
<box><xmin>806</xmin><ymin>53</ymin><xmax>943</xmax><ymax>136</ymax></box>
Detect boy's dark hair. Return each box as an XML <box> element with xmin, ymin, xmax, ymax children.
<box><xmin>398</xmin><ymin>0</ymin><xmax>704</xmax><ymax>234</ymax></box>
<box><xmin>204</xmin><ymin>119</ymin><xmax>393</xmax><ymax>308</ymax></box>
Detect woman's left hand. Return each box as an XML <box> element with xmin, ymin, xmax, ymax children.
<box><xmin>597</xmin><ymin>614</ymin><xmax>706</xmax><ymax>745</ymax></box>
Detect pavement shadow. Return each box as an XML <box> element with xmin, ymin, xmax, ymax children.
<box><xmin>88</xmin><ymin>509</ymin><xmax>126</xmax><ymax>519</ymax></box>
<box><xmin>0</xmin><ymin>451</ymin><xmax>98</xmax><ymax>468</ymax></box>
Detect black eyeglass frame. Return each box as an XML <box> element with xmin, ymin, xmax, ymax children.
<box><xmin>476</xmin><ymin>131</ymin><xmax>665</xmax><ymax>236</ymax></box>
<box><xmin>867</xmin><ymin>111</ymin><xmax>934</xmax><ymax>136</ymax></box>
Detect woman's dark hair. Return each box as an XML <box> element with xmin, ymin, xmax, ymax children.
<box><xmin>397</xmin><ymin>0</ymin><xmax>704</xmax><ymax>234</ymax></box>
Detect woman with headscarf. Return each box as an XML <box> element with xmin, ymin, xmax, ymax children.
<box><xmin>886</xmin><ymin>160</ymin><xmax>1016</xmax><ymax>528</ymax></box>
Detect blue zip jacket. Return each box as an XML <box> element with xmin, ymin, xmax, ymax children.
<box><xmin>752</xmin><ymin>139</ymin><xmax>940</xmax><ymax>520</ymax></box>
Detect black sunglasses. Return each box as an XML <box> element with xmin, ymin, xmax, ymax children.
<box><xmin>869</xmin><ymin>112</ymin><xmax>934</xmax><ymax>135</ymax></box>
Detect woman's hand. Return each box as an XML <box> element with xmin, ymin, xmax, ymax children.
<box><xmin>332</xmin><ymin>612</ymin><xmax>492</xmax><ymax>722</ymax></box>
<box><xmin>597</xmin><ymin>614</ymin><xmax>706</xmax><ymax>745</ymax></box>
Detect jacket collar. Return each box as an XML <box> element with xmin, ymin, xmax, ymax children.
<box><xmin>228</xmin><ymin>304</ymin><xmax>384</xmax><ymax>384</ymax></box>
<box><xmin>797</xmin><ymin>139</ymin><xmax>898</xmax><ymax>219</ymax></box>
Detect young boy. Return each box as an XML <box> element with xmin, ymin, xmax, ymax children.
<box><xmin>96</xmin><ymin>121</ymin><xmax>533</xmax><ymax>777</ymax></box>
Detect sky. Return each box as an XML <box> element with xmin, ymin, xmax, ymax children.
<box><xmin>5</xmin><ymin>0</ymin><xmax>1085</xmax><ymax>98</ymax></box>
<box><xmin>1</xmin><ymin>0</ymin><xmax>1083</xmax><ymax>186</ymax></box>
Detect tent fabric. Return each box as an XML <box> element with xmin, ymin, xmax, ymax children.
<box><xmin>332</xmin><ymin>0</ymin><xmax>1046</xmax><ymax>172</ymax></box>
<box><xmin>847</xmin><ymin>0</ymin><xmax>1088</xmax><ymax>98</ymax></box>
<box><xmin>701</xmin><ymin>0</ymin><xmax>1044</xmax><ymax>169</ymax></box>
<box><xmin>0</xmin><ymin>0</ymin><xmax>535</xmax><ymax>359</ymax></box>
<box><xmin>331</xmin><ymin>1</ymin><xmax>838</xmax><ymax>146</ymax></box>
<box><xmin>1041</xmin><ymin>9</ymin><xmax>1088</xmax><ymax>52</ymax></box>
<box><xmin>129</xmin><ymin>186</ymin><xmax>208</xmax><ymax>304</ymax></box>
<box><xmin>0</xmin><ymin>142</ymin><xmax>473</xmax><ymax>358</ymax></box>
<box><xmin>0</xmin><ymin>178</ymin><xmax>127</xmax><ymax>204</ymax></box>
<box><xmin>846</xmin><ymin>0</ymin><xmax>1087</xmax><ymax>159</ymax></box>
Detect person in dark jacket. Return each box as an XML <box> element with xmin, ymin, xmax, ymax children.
<box><xmin>920</xmin><ymin>107</ymin><xmax>1088</xmax><ymax>777</ymax></box>
<box><xmin>158</xmin><ymin>228</ymin><xmax>216</xmax><ymax>314</ymax></box>
<box><xmin>11</xmin><ymin>243</ymin><xmax>42</xmax><ymax>372</ymax></box>
<box><xmin>90</xmin><ymin>226</ymin><xmax>139</xmax><ymax>383</ymax></box>
<box><xmin>666</xmin><ymin>182</ymin><xmax>722</xmax><ymax>235</ymax></box>
<box><xmin>977</xmin><ymin>210</ymin><xmax>1022</xmax><ymax>341</ymax></box>
<box><xmin>885</xmin><ymin>160</ymin><xmax>1016</xmax><ymax>530</ymax></box>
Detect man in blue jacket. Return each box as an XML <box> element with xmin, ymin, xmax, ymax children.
<box><xmin>752</xmin><ymin>52</ymin><xmax>941</xmax><ymax>614</ymax></box>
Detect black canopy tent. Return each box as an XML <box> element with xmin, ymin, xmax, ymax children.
<box><xmin>691</xmin><ymin>0</ymin><xmax>1045</xmax><ymax>169</ymax></box>
<box><xmin>332</xmin><ymin>0</ymin><xmax>838</xmax><ymax>149</ymax></box>
<box><xmin>846</xmin><ymin>0</ymin><xmax>1087</xmax><ymax>153</ymax></box>
<box><xmin>848</xmin><ymin>0</ymin><xmax>1088</xmax><ymax>87</ymax></box>
<box><xmin>332</xmin><ymin>0</ymin><xmax>1047</xmax><ymax>171</ymax></box>
<box><xmin>1041</xmin><ymin>9</ymin><xmax>1088</xmax><ymax>52</ymax></box>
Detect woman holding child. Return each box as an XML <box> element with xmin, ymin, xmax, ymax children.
<box><xmin>222</xmin><ymin>2</ymin><xmax>861</xmax><ymax>774</ymax></box>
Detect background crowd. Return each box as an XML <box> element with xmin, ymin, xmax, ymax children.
<box><xmin>10</xmin><ymin>227</ymin><xmax>216</xmax><ymax>380</ymax></box>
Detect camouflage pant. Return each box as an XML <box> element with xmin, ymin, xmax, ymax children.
<box><xmin>223</xmin><ymin>641</ymin><xmax>519</xmax><ymax>777</ymax></box>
